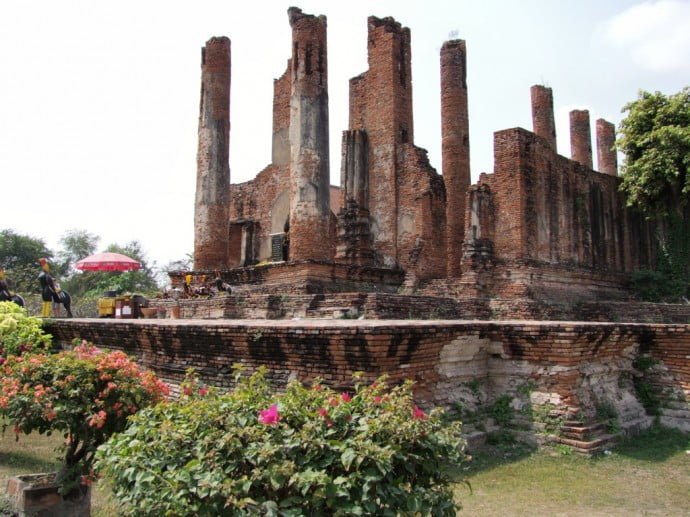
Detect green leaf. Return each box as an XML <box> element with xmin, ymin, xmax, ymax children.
<box><xmin>341</xmin><ymin>449</ymin><xmax>357</xmax><ymax>471</ymax></box>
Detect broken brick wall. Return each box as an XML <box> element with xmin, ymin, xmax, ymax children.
<box><xmin>347</xmin><ymin>16</ymin><xmax>446</xmax><ymax>279</ymax></box>
<box><xmin>486</xmin><ymin>127</ymin><xmax>656</xmax><ymax>274</ymax></box>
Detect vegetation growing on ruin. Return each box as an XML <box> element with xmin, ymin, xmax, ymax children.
<box><xmin>618</xmin><ymin>87</ymin><xmax>690</xmax><ymax>301</ymax></box>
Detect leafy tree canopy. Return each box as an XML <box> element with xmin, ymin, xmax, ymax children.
<box><xmin>618</xmin><ymin>87</ymin><xmax>690</xmax><ymax>219</ymax></box>
<box><xmin>58</xmin><ymin>229</ymin><xmax>99</xmax><ymax>275</ymax></box>
<box><xmin>618</xmin><ymin>87</ymin><xmax>690</xmax><ymax>301</ymax></box>
<box><xmin>0</xmin><ymin>230</ymin><xmax>54</xmax><ymax>294</ymax></box>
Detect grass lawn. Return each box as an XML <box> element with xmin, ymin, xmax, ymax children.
<box><xmin>0</xmin><ymin>425</ymin><xmax>687</xmax><ymax>515</ymax></box>
<box><xmin>458</xmin><ymin>426</ymin><xmax>690</xmax><ymax>516</ymax></box>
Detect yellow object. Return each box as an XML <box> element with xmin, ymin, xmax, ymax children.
<box><xmin>41</xmin><ymin>301</ymin><xmax>52</xmax><ymax>317</ymax></box>
<box><xmin>98</xmin><ymin>298</ymin><xmax>117</xmax><ymax>317</ymax></box>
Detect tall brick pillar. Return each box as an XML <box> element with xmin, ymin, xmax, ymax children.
<box><xmin>530</xmin><ymin>85</ymin><xmax>557</xmax><ymax>150</ymax></box>
<box><xmin>596</xmin><ymin>118</ymin><xmax>618</xmax><ymax>176</ymax></box>
<box><xmin>348</xmin><ymin>16</ymin><xmax>413</xmax><ymax>268</ymax></box>
<box><xmin>287</xmin><ymin>7</ymin><xmax>331</xmax><ymax>261</ymax></box>
<box><xmin>570</xmin><ymin>109</ymin><xmax>593</xmax><ymax>169</ymax></box>
<box><xmin>194</xmin><ymin>37</ymin><xmax>231</xmax><ymax>270</ymax></box>
<box><xmin>441</xmin><ymin>39</ymin><xmax>470</xmax><ymax>278</ymax></box>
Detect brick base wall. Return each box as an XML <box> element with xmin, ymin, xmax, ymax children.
<box><xmin>46</xmin><ymin>319</ymin><xmax>690</xmax><ymax>435</ymax></box>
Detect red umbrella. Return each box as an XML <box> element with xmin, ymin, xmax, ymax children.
<box><xmin>75</xmin><ymin>252</ymin><xmax>141</xmax><ymax>272</ymax></box>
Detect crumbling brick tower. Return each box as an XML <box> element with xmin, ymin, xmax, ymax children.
<box><xmin>441</xmin><ymin>40</ymin><xmax>471</xmax><ymax>278</ymax></box>
<box><xmin>194</xmin><ymin>37</ymin><xmax>231</xmax><ymax>270</ymax></box>
<box><xmin>347</xmin><ymin>16</ymin><xmax>446</xmax><ymax>279</ymax></box>
<box><xmin>287</xmin><ymin>7</ymin><xmax>332</xmax><ymax>261</ymax></box>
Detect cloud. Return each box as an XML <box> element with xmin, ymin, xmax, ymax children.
<box><xmin>602</xmin><ymin>0</ymin><xmax>690</xmax><ymax>72</ymax></box>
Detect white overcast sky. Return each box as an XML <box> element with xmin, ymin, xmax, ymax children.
<box><xmin>1</xmin><ymin>0</ymin><xmax>689</xmax><ymax>272</ymax></box>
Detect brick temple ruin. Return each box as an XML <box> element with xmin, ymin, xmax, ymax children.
<box><xmin>188</xmin><ymin>6</ymin><xmax>660</xmax><ymax>311</ymax></box>
<box><xmin>48</xmin><ymin>7</ymin><xmax>689</xmax><ymax>453</ymax></box>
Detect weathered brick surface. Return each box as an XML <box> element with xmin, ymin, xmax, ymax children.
<box><xmin>194</xmin><ymin>37</ymin><xmax>231</xmax><ymax>270</ymax></box>
<box><xmin>596</xmin><ymin>118</ymin><xmax>618</xmax><ymax>176</ymax></box>
<box><xmin>441</xmin><ymin>40</ymin><xmax>471</xmax><ymax>278</ymax></box>
<box><xmin>570</xmin><ymin>109</ymin><xmax>593</xmax><ymax>169</ymax></box>
<box><xmin>46</xmin><ymin>319</ymin><xmax>690</xmax><ymax>432</ymax></box>
<box><xmin>530</xmin><ymin>85</ymin><xmax>557</xmax><ymax>150</ymax></box>
<box><xmin>288</xmin><ymin>7</ymin><xmax>332</xmax><ymax>261</ymax></box>
<box><xmin>476</xmin><ymin>127</ymin><xmax>657</xmax><ymax>299</ymax></box>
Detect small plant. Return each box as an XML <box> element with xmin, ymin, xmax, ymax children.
<box><xmin>554</xmin><ymin>443</ymin><xmax>573</xmax><ymax>456</ymax></box>
<box><xmin>517</xmin><ymin>381</ymin><xmax>537</xmax><ymax>396</ymax></box>
<box><xmin>632</xmin><ymin>354</ymin><xmax>664</xmax><ymax>416</ymax></box>
<box><xmin>0</xmin><ymin>301</ymin><xmax>52</xmax><ymax>360</ymax></box>
<box><xmin>96</xmin><ymin>369</ymin><xmax>468</xmax><ymax>516</ymax></box>
<box><xmin>466</xmin><ymin>379</ymin><xmax>482</xmax><ymax>396</ymax></box>
<box><xmin>595</xmin><ymin>400</ymin><xmax>620</xmax><ymax>434</ymax></box>
<box><xmin>490</xmin><ymin>394</ymin><xmax>514</xmax><ymax>427</ymax></box>
<box><xmin>633</xmin><ymin>355</ymin><xmax>658</xmax><ymax>372</ymax></box>
<box><xmin>0</xmin><ymin>341</ymin><xmax>169</xmax><ymax>494</ymax></box>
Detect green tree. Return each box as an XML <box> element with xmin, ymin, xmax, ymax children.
<box><xmin>58</xmin><ymin>229</ymin><xmax>99</xmax><ymax>275</ymax></box>
<box><xmin>618</xmin><ymin>88</ymin><xmax>690</xmax><ymax>300</ymax></box>
<box><xmin>0</xmin><ymin>229</ymin><xmax>54</xmax><ymax>294</ymax></box>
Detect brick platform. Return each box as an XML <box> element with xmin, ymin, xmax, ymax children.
<box><xmin>46</xmin><ymin>319</ymin><xmax>690</xmax><ymax>439</ymax></box>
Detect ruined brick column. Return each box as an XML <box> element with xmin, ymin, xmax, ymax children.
<box><xmin>194</xmin><ymin>37</ymin><xmax>231</xmax><ymax>270</ymax></box>
<box><xmin>336</xmin><ymin>129</ymin><xmax>375</xmax><ymax>265</ymax></box>
<box><xmin>570</xmin><ymin>109</ymin><xmax>593</xmax><ymax>169</ymax></box>
<box><xmin>287</xmin><ymin>7</ymin><xmax>331</xmax><ymax>261</ymax></box>
<box><xmin>596</xmin><ymin>118</ymin><xmax>618</xmax><ymax>176</ymax></box>
<box><xmin>530</xmin><ymin>85</ymin><xmax>557</xmax><ymax>150</ymax></box>
<box><xmin>441</xmin><ymin>40</ymin><xmax>471</xmax><ymax>278</ymax></box>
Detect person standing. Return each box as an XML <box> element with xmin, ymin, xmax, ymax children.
<box><xmin>0</xmin><ymin>267</ymin><xmax>11</xmax><ymax>301</ymax></box>
<box><xmin>38</xmin><ymin>258</ymin><xmax>59</xmax><ymax>317</ymax></box>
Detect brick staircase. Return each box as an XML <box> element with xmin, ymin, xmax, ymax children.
<box><xmin>553</xmin><ymin>419</ymin><xmax>618</xmax><ymax>455</ymax></box>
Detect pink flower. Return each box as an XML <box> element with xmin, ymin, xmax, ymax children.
<box><xmin>412</xmin><ymin>406</ymin><xmax>427</xmax><ymax>421</ymax></box>
<box><xmin>374</xmin><ymin>396</ymin><xmax>382</xmax><ymax>404</ymax></box>
<box><xmin>88</xmin><ymin>410</ymin><xmax>107</xmax><ymax>429</ymax></box>
<box><xmin>328</xmin><ymin>397</ymin><xmax>339</xmax><ymax>407</ymax></box>
<box><xmin>341</xmin><ymin>392</ymin><xmax>352</xmax><ymax>403</ymax></box>
<box><xmin>198</xmin><ymin>386</ymin><xmax>208</xmax><ymax>397</ymax></box>
<box><xmin>259</xmin><ymin>404</ymin><xmax>280</xmax><ymax>425</ymax></box>
<box><xmin>318</xmin><ymin>408</ymin><xmax>333</xmax><ymax>427</ymax></box>
<box><xmin>183</xmin><ymin>386</ymin><xmax>193</xmax><ymax>396</ymax></box>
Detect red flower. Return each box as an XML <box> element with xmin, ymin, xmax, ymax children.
<box><xmin>198</xmin><ymin>386</ymin><xmax>208</xmax><ymax>397</ymax></box>
<box><xmin>259</xmin><ymin>404</ymin><xmax>280</xmax><ymax>425</ymax></box>
<box><xmin>412</xmin><ymin>406</ymin><xmax>427</xmax><ymax>420</ymax></box>
<box><xmin>341</xmin><ymin>392</ymin><xmax>352</xmax><ymax>403</ymax></box>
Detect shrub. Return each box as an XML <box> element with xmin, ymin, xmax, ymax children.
<box><xmin>0</xmin><ymin>341</ymin><xmax>169</xmax><ymax>493</ymax></box>
<box><xmin>96</xmin><ymin>368</ymin><xmax>467</xmax><ymax>516</ymax></box>
<box><xmin>0</xmin><ymin>301</ymin><xmax>52</xmax><ymax>360</ymax></box>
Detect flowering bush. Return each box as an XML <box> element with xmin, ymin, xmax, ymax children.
<box><xmin>96</xmin><ymin>368</ymin><xmax>467</xmax><ymax>516</ymax></box>
<box><xmin>0</xmin><ymin>341</ymin><xmax>169</xmax><ymax>493</ymax></box>
<box><xmin>0</xmin><ymin>301</ymin><xmax>52</xmax><ymax>361</ymax></box>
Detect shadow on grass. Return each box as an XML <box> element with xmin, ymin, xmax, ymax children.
<box><xmin>611</xmin><ymin>424</ymin><xmax>689</xmax><ymax>462</ymax></box>
<box><xmin>459</xmin><ymin>430</ymin><xmax>537</xmax><ymax>476</ymax></box>
<box><xmin>0</xmin><ymin>450</ymin><xmax>60</xmax><ymax>473</ymax></box>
